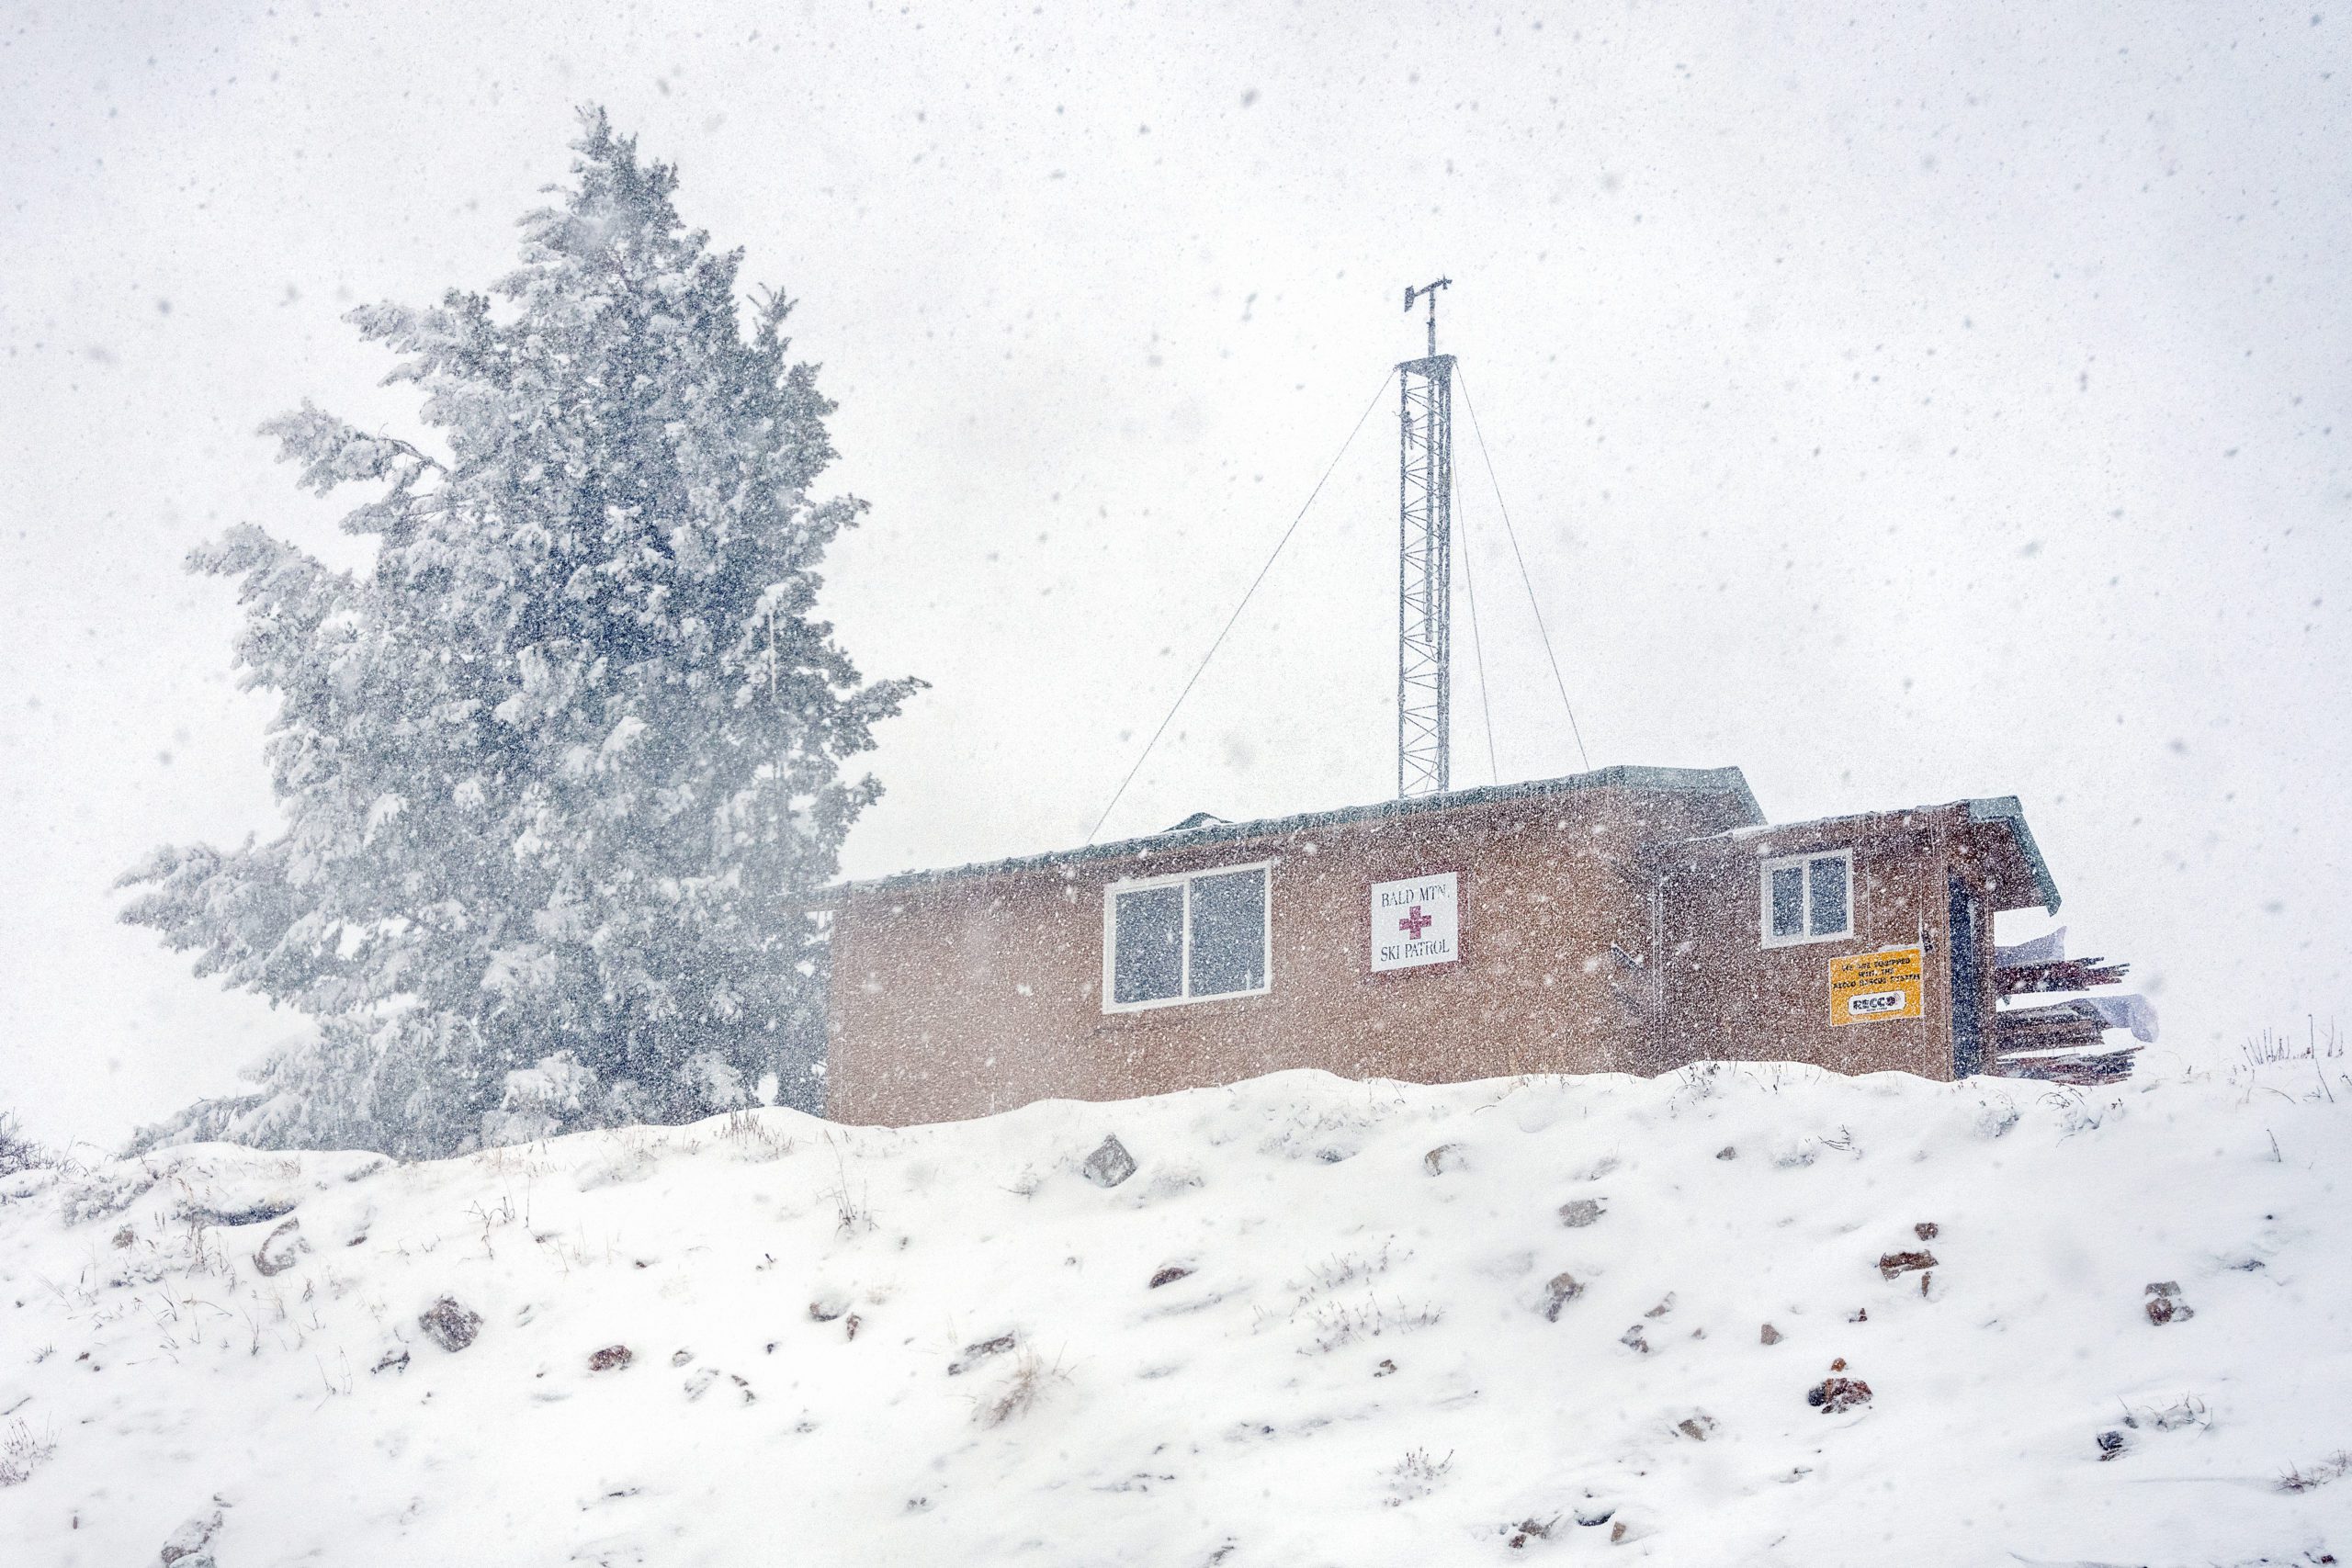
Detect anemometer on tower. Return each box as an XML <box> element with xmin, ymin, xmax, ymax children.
<box><xmin>1396</xmin><ymin>278</ymin><xmax>1456</xmax><ymax>799</ymax></box>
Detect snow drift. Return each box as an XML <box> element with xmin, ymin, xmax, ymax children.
<box><xmin>2</xmin><ymin>1061</ymin><xmax>2347</xmax><ymax>1566</ymax></box>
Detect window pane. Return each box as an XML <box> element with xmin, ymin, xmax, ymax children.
<box><xmin>1113</xmin><ymin>886</ymin><xmax>1184</xmax><ymax>1004</ymax></box>
<box><xmin>1187</xmin><ymin>868</ymin><xmax>1267</xmax><ymax>997</ymax></box>
<box><xmin>1807</xmin><ymin>855</ymin><xmax>1849</xmax><ymax>937</ymax></box>
<box><xmin>1769</xmin><ymin>865</ymin><xmax>1805</xmax><ymax>940</ymax></box>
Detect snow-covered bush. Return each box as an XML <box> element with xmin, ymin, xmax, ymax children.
<box><xmin>481</xmin><ymin>1052</ymin><xmax>602</xmax><ymax>1147</ymax></box>
<box><xmin>117</xmin><ymin>109</ymin><xmax>919</xmax><ymax>1156</ymax></box>
<box><xmin>0</xmin><ymin>1111</ymin><xmax>50</xmax><ymax>1179</ymax></box>
<box><xmin>57</xmin><ymin>1166</ymin><xmax>155</xmax><ymax>1226</ymax></box>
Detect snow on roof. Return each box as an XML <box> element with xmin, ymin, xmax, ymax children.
<box><xmin>813</xmin><ymin>764</ymin><xmax>1765</xmax><ymax>901</ymax></box>
<box><xmin>1678</xmin><ymin>795</ymin><xmax>2062</xmax><ymax>915</ymax></box>
<box><xmin>1965</xmin><ymin>795</ymin><xmax>2063</xmax><ymax>915</ymax></box>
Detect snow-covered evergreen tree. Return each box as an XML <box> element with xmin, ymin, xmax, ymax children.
<box><xmin>119</xmin><ymin>110</ymin><xmax>917</xmax><ymax>1156</ymax></box>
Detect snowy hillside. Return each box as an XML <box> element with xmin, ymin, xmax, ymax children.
<box><xmin>3</xmin><ymin>1063</ymin><xmax>2347</xmax><ymax>1567</ymax></box>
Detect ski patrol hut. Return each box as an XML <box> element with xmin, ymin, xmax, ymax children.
<box><xmin>812</xmin><ymin>291</ymin><xmax>2150</xmax><ymax>1124</ymax></box>
<box><xmin>809</xmin><ymin>765</ymin><xmax>2145</xmax><ymax>1127</ymax></box>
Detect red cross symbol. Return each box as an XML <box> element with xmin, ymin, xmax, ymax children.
<box><xmin>1399</xmin><ymin>906</ymin><xmax>1434</xmax><ymax>939</ymax></box>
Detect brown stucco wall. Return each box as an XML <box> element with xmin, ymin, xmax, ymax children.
<box><xmin>825</xmin><ymin>783</ymin><xmax>1754</xmax><ymax>1125</ymax></box>
<box><xmin>1646</xmin><ymin>805</ymin><xmax>2010</xmax><ymax>1080</ymax></box>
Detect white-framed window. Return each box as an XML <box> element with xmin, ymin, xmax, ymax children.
<box><xmin>1102</xmin><ymin>860</ymin><xmax>1272</xmax><ymax>1011</ymax></box>
<box><xmin>1760</xmin><ymin>849</ymin><xmax>1854</xmax><ymax>947</ymax></box>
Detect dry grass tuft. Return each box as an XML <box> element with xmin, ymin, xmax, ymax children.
<box><xmin>0</xmin><ymin>1419</ymin><xmax>57</xmax><ymax>1487</ymax></box>
<box><xmin>2278</xmin><ymin>1450</ymin><xmax>2352</xmax><ymax>1494</ymax></box>
<box><xmin>1382</xmin><ymin>1446</ymin><xmax>1454</xmax><ymax>1506</ymax></box>
<box><xmin>976</xmin><ymin>1348</ymin><xmax>1068</xmax><ymax>1427</ymax></box>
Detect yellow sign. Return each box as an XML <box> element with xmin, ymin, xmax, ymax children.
<box><xmin>1829</xmin><ymin>945</ymin><xmax>1925</xmax><ymax>1026</ymax></box>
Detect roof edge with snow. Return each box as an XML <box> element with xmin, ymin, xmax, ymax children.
<box><xmin>807</xmin><ymin>764</ymin><xmax>1766</xmax><ymax>903</ymax></box>
<box><xmin>1966</xmin><ymin>795</ymin><xmax>2063</xmax><ymax>915</ymax></box>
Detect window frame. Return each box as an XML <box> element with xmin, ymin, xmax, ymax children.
<box><xmin>1758</xmin><ymin>848</ymin><xmax>1856</xmax><ymax>948</ymax></box>
<box><xmin>1101</xmin><ymin>859</ymin><xmax>1275</xmax><ymax>1013</ymax></box>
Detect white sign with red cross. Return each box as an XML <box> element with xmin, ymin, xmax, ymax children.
<box><xmin>1371</xmin><ymin>872</ymin><xmax>1461</xmax><ymax>973</ymax></box>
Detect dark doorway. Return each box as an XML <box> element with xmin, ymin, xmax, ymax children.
<box><xmin>1949</xmin><ymin>874</ymin><xmax>1985</xmax><ymax>1077</ymax></box>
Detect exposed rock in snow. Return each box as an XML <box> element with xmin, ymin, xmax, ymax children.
<box><xmin>2145</xmin><ymin>1280</ymin><xmax>2198</xmax><ymax>1325</ymax></box>
<box><xmin>947</xmin><ymin>1333</ymin><xmax>1019</xmax><ymax>1376</ymax></box>
<box><xmin>156</xmin><ymin>1504</ymin><xmax>222</xmax><ymax>1564</ymax></box>
<box><xmin>1080</xmin><ymin>1134</ymin><xmax>1136</xmax><ymax>1188</ymax></box>
<box><xmin>1809</xmin><ymin>1371</ymin><xmax>1874</xmax><ymax>1415</ymax></box>
<box><xmin>416</xmin><ymin>1297</ymin><xmax>481</xmax><ymax>1353</ymax></box>
<box><xmin>250</xmin><ymin>1217</ymin><xmax>304</xmax><ymax>1277</ymax></box>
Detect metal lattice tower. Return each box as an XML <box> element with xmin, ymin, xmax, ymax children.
<box><xmin>1396</xmin><ymin>277</ymin><xmax>1454</xmax><ymax>798</ymax></box>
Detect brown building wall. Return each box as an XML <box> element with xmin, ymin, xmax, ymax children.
<box><xmin>1648</xmin><ymin>805</ymin><xmax>2010</xmax><ymax>1080</ymax></box>
<box><xmin>823</xmin><ymin>784</ymin><xmax>2048</xmax><ymax>1126</ymax></box>
<box><xmin>1653</xmin><ymin>814</ymin><xmax>1952</xmax><ymax>1078</ymax></box>
<box><xmin>825</xmin><ymin>782</ymin><xmax>1754</xmax><ymax>1125</ymax></box>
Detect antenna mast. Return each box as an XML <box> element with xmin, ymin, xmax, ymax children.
<box><xmin>1396</xmin><ymin>277</ymin><xmax>1454</xmax><ymax>798</ymax></box>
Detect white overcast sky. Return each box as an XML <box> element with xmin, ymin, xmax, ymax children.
<box><xmin>4</xmin><ymin>1</ymin><xmax>2347</xmax><ymax>1145</ymax></box>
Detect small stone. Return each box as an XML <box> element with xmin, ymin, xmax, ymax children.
<box><xmin>1715</xmin><ymin>1145</ymin><xmax>1736</xmax><ymax>1160</ymax></box>
<box><xmin>1081</xmin><ymin>1134</ymin><xmax>1137</xmax><ymax>1188</ymax></box>
<box><xmin>588</xmin><ymin>1344</ymin><xmax>634</xmax><ymax>1372</ymax></box>
<box><xmin>1619</xmin><ymin>1325</ymin><xmax>1649</xmax><ymax>1353</ymax></box>
<box><xmin>1542</xmin><ymin>1272</ymin><xmax>1584</xmax><ymax>1321</ymax></box>
<box><xmin>1915</xmin><ymin>1221</ymin><xmax>1939</xmax><ymax>1241</ymax></box>
<box><xmin>1374</xmin><ymin>1358</ymin><xmax>1397</xmax><ymax>1376</ymax></box>
<box><xmin>159</xmin><ymin>1507</ymin><xmax>223</xmax><ymax>1564</ymax></box>
<box><xmin>1848</xmin><ymin>1308</ymin><xmax>1868</xmax><ymax>1323</ymax></box>
<box><xmin>1676</xmin><ymin>1417</ymin><xmax>1709</xmax><ymax>1440</ymax></box>
<box><xmin>671</xmin><ymin>1348</ymin><xmax>695</xmax><ymax>1368</ymax></box>
<box><xmin>1611</xmin><ymin>1519</ymin><xmax>1629</xmax><ymax>1543</ymax></box>
<box><xmin>1645</xmin><ymin>1292</ymin><xmax>1675</xmax><ymax>1318</ymax></box>
<box><xmin>808</xmin><ymin>1290</ymin><xmax>850</xmax><ymax>1322</ymax></box>
<box><xmin>947</xmin><ymin>1332</ymin><xmax>1017</xmax><ymax>1375</ymax></box>
<box><xmin>1148</xmin><ymin>1264</ymin><xmax>1193</xmax><ymax>1289</ymax></box>
<box><xmin>252</xmin><ymin>1217</ymin><xmax>305</xmax><ymax>1277</ymax></box>
<box><xmin>1575</xmin><ymin>1506</ymin><xmax>1615</xmax><ymax>1527</ymax></box>
<box><xmin>1558</xmin><ymin>1197</ymin><xmax>1605</xmax><ymax>1228</ymax></box>
<box><xmin>2096</xmin><ymin>1428</ymin><xmax>2127</xmax><ymax>1461</ymax></box>
<box><xmin>1760</xmin><ymin>1323</ymin><xmax>1783</xmax><ymax>1345</ymax></box>
<box><xmin>1877</xmin><ymin>1250</ymin><xmax>1937</xmax><ymax>1280</ymax></box>
<box><xmin>416</xmin><ymin>1296</ymin><xmax>481</xmax><ymax>1353</ymax></box>
<box><xmin>843</xmin><ymin>1313</ymin><xmax>862</xmax><ymax>1341</ymax></box>
<box><xmin>1809</xmin><ymin>1371</ymin><xmax>1873</xmax><ymax>1414</ymax></box>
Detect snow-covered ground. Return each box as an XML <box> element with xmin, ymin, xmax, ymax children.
<box><xmin>3</xmin><ymin>1062</ymin><xmax>2346</xmax><ymax>1567</ymax></box>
